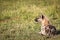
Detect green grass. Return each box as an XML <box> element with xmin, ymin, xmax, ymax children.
<box><xmin>0</xmin><ymin>0</ymin><xmax>60</xmax><ymax>40</ymax></box>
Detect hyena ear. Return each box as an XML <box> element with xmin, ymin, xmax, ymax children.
<box><xmin>41</xmin><ymin>15</ymin><xmax>44</xmax><ymax>19</ymax></box>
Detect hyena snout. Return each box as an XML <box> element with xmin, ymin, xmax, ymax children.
<box><xmin>35</xmin><ymin>18</ymin><xmax>39</xmax><ymax>22</ymax></box>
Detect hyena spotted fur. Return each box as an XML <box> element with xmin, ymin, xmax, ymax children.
<box><xmin>35</xmin><ymin>14</ymin><xmax>56</xmax><ymax>36</ymax></box>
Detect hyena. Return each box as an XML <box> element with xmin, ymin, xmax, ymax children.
<box><xmin>35</xmin><ymin>15</ymin><xmax>56</xmax><ymax>36</ymax></box>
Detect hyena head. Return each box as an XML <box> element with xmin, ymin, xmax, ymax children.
<box><xmin>35</xmin><ymin>15</ymin><xmax>45</xmax><ymax>22</ymax></box>
<box><xmin>35</xmin><ymin>15</ymin><xmax>49</xmax><ymax>26</ymax></box>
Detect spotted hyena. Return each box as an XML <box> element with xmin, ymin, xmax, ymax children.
<box><xmin>35</xmin><ymin>14</ymin><xmax>56</xmax><ymax>36</ymax></box>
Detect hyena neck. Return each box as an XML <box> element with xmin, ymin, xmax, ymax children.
<box><xmin>41</xmin><ymin>18</ymin><xmax>50</xmax><ymax>27</ymax></box>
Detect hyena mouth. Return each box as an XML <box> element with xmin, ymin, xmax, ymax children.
<box><xmin>35</xmin><ymin>18</ymin><xmax>38</xmax><ymax>22</ymax></box>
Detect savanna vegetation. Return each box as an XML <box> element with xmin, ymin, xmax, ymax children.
<box><xmin>0</xmin><ymin>0</ymin><xmax>60</xmax><ymax>40</ymax></box>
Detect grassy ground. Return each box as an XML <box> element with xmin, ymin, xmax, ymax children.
<box><xmin>0</xmin><ymin>0</ymin><xmax>60</xmax><ymax>40</ymax></box>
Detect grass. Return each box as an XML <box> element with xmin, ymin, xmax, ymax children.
<box><xmin>0</xmin><ymin>0</ymin><xmax>60</xmax><ymax>40</ymax></box>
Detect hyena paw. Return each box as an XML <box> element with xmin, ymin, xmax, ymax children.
<box><xmin>38</xmin><ymin>32</ymin><xmax>44</xmax><ymax>36</ymax></box>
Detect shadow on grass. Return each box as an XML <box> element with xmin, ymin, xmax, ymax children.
<box><xmin>0</xmin><ymin>16</ymin><xmax>11</xmax><ymax>21</ymax></box>
<box><xmin>56</xmin><ymin>30</ymin><xmax>60</xmax><ymax>35</ymax></box>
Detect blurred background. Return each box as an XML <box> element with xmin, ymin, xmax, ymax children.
<box><xmin>0</xmin><ymin>0</ymin><xmax>60</xmax><ymax>40</ymax></box>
